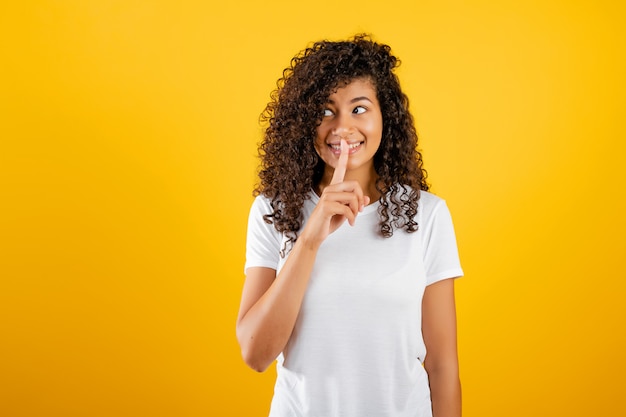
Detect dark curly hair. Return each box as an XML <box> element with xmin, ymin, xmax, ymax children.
<box><xmin>254</xmin><ymin>34</ymin><xmax>429</xmax><ymax>253</ymax></box>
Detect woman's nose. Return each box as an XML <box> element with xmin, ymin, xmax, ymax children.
<box><xmin>331</xmin><ymin>113</ymin><xmax>355</xmax><ymax>138</ymax></box>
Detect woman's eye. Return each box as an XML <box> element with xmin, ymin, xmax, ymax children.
<box><xmin>353</xmin><ymin>106</ymin><xmax>366</xmax><ymax>114</ymax></box>
<box><xmin>323</xmin><ymin>109</ymin><xmax>333</xmax><ymax>117</ymax></box>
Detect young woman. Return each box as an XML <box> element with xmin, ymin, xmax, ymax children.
<box><xmin>236</xmin><ymin>34</ymin><xmax>463</xmax><ymax>417</ymax></box>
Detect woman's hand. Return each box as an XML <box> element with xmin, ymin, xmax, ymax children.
<box><xmin>300</xmin><ymin>139</ymin><xmax>370</xmax><ymax>248</ymax></box>
<box><xmin>237</xmin><ymin>140</ymin><xmax>370</xmax><ymax>372</ymax></box>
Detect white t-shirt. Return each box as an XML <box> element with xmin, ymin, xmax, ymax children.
<box><xmin>245</xmin><ymin>189</ymin><xmax>463</xmax><ymax>417</ymax></box>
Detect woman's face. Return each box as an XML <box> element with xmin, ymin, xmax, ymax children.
<box><xmin>314</xmin><ymin>78</ymin><xmax>383</xmax><ymax>180</ymax></box>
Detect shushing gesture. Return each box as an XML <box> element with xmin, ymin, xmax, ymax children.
<box><xmin>301</xmin><ymin>139</ymin><xmax>370</xmax><ymax>248</ymax></box>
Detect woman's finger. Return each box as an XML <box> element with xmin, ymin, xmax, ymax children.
<box><xmin>330</xmin><ymin>139</ymin><xmax>348</xmax><ymax>185</ymax></box>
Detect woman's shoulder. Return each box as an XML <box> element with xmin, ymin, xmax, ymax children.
<box><xmin>412</xmin><ymin>188</ymin><xmax>448</xmax><ymax>221</ymax></box>
<box><xmin>391</xmin><ymin>185</ymin><xmax>444</xmax><ymax>207</ymax></box>
<box><xmin>250</xmin><ymin>193</ymin><xmax>275</xmax><ymax>215</ymax></box>
<box><xmin>417</xmin><ymin>189</ymin><xmax>444</xmax><ymax>207</ymax></box>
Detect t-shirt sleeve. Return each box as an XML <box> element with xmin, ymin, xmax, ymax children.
<box><xmin>422</xmin><ymin>197</ymin><xmax>464</xmax><ymax>285</ymax></box>
<box><xmin>244</xmin><ymin>195</ymin><xmax>282</xmax><ymax>274</ymax></box>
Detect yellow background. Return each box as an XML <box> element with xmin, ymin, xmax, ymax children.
<box><xmin>1</xmin><ymin>1</ymin><xmax>624</xmax><ymax>416</ymax></box>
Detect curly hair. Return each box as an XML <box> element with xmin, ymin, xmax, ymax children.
<box><xmin>254</xmin><ymin>34</ymin><xmax>429</xmax><ymax>253</ymax></box>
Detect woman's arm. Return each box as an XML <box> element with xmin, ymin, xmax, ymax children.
<box><xmin>236</xmin><ymin>140</ymin><xmax>366</xmax><ymax>372</ymax></box>
<box><xmin>422</xmin><ymin>278</ymin><xmax>462</xmax><ymax>417</ymax></box>
<box><xmin>235</xmin><ymin>236</ymin><xmax>319</xmax><ymax>372</ymax></box>
<box><xmin>236</xmin><ymin>190</ymin><xmax>363</xmax><ymax>372</ymax></box>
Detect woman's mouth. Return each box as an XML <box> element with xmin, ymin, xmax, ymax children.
<box><xmin>329</xmin><ymin>141</ymin><xmax>364</xmax><ymax>155</ymax></box>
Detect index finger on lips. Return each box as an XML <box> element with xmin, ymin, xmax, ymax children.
<box><xmin>330</xmin><ymin>139</ymin><xmax>348</xmax><ymax>185</ymax></box>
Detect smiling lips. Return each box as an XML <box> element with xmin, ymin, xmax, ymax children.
<box><xmin>329</xmin><ymin>141</ymin><xmax>364</xmax><ymax>155</ymax></box>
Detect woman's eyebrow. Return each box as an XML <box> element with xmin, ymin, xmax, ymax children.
<box><xmin>350</xmin><ymin>96</ymin><xmax>373</xmax><ymax>103</ymax></box>
<box><xmin>327</xmin><ymin>96</ymin><xmax>374</xmax><ymax>104</ymax></box>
